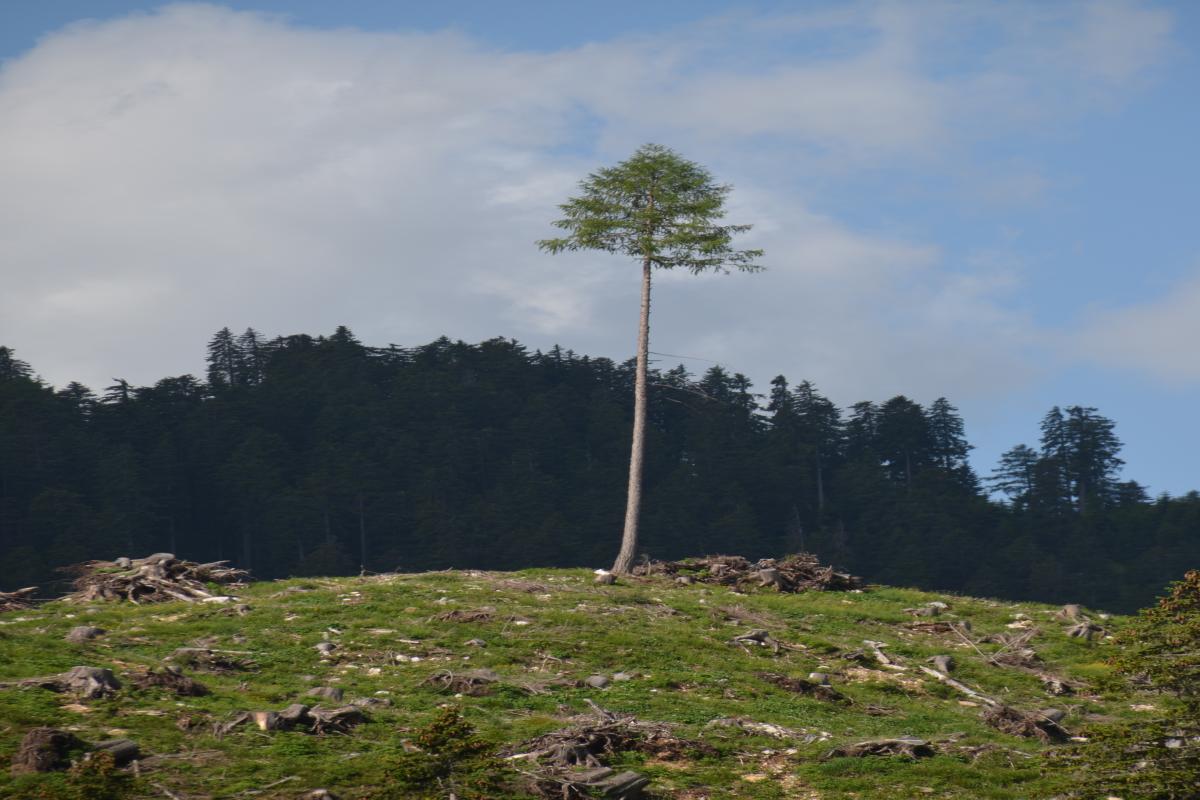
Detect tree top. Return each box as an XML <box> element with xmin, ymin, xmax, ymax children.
<box><xmin>538</xmin><ymin>143</ymin><xmax>764</xmax><ymax>274</ymax></box>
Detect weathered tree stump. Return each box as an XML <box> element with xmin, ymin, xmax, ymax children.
<box><xmin>65</xmin><ymin>626</ymin><xmax>106</xmax><ymax>643</ymax></box>
<box><xmin>11</xmin><ymin>728</ymin><xmax>87</xmax><ymax>774</ymax></box>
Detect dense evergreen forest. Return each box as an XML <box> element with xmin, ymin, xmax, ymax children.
<box><xmin>1</xmin><ymin>328</ymin><xmax>1196</xmax><ymax>613</ymax></box>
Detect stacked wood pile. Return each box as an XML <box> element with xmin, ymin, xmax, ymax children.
<box><xmin>0</xmin><ymin>586</ymin><xmax>37</xmax><ymax>612</ymax></box>
<box><xmin>61</xmin><ymin>553</ymin><xmax>250</xmax><ymax>604</ymax></box>
<box><xmin>633</xmin><ymin>553</ymin><xmax>862</xmax><ymax>592</ymax></box>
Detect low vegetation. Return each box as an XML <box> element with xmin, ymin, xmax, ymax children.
<box><xmin>0</xmin><ymin>562</ymin><xmax>1163</xmax><ymax>798</ymax></box>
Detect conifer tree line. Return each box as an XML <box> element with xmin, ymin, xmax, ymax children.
<box><xmin>0</xmin><ymin>330</ymin><xmax>1196</xmax><ymax>612</ymax></box>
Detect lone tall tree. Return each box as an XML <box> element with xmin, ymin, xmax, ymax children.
<box><xmin>538</xmin><ymin>144</ymin><xmax>763</xmax><ymax>573</ymax></box>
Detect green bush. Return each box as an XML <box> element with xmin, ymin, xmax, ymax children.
<box><xmin>1070</xmin><ymin>570</ymin><xmax>1200</xmax><ymax>799</ymax></box>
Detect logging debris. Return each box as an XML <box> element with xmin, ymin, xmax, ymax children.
<box><xmin>981</xmin><ymin>705</ymin><xmax>1071</xmax><ymax>742</ymax></box>
<box><xmin>422</xmin><ymin>668</ymin><xmax>502</xmax><ymax>696</ymax></box>
<box><xmin>703</xmin><ymin>717</ymin><xmax>825</xmax><ymax>743</ymax></box>
<box><xmin>9</xmin><ymin>728</ymin><xmax>140</xmax><ymax>775</ymax></box>
<box><xmin>16</xmin><ymin>666</ymin><xmax>122</xmax><ymax>699</ymax></box>
<box><xmin>824</xmin><ymin>737</ymin><xmax>936</xmax><ymax>760</ymax></box>
<box><xmin>632</xmin><ymin>553</ymin><xmax>862</xmax><ymax>593</ymax></box>
<box><xmin>0</xmin><ymin>586</ymin><xmax>37</xmax><ymax>612</ymax></box>
<box><xmin>728</xmin><ymin>629</ymin><xmax>786</xmax><ymax>654</ymax></box>
<box><xmin>757</xmin><ymin>672</ymin><xmax>851</xmax><ymax>705</ymax></box>
<box><xmin>61</xmin><ymin>553</ymin><xmax>250</xmax><ymax>604</ymax></box>
<box><xmin>508</xmin><ymin>703</ymin><xmax>714</xmax><ymax>799</ymax></box>
<box><xmin>224</xmin><ymin>704</ymin><xmax>367</xmax><ymax>735</ymax></box>
<box><xmin>130</xmin><ymin>666</ymin><xmax>210</xmax><ymax>697</ymax></box>
<box><xmin>433</xmin><ymin>606</ymin><xmax>495</xmax><ymax>623</ymax></box>
<box><xmin>168</xmin><ymin>647</ymin><xmax>255</xmax><ymax>672</ymax></box>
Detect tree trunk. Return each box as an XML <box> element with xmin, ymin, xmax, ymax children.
<box><xmin>612</xmin><ymin>259</ymin><xmax>652</xmax><ymax>574</ymax></box>
<box><xmin>815</xmin><ymin>449</ymin><xmax>825</xmax><ymax>514</ymax></box>
<box><xmin>357</xmin><ymin>493</ymin><xmax>367</xmax><ymax>572</ymax></box>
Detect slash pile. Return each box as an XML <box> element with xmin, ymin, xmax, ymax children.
<box><xmin>0</xmin><ymin>587</ymin><xmax>37</xmax><ymax>612</ymax></box>
<box><xmin>633</xmin><ymin>553</ymin><xmax>863</xmax><ymax>592</ymax></box>
<box><xmin>61</xmin><ymin>553</ymin><xmax>250</xmax><ymax>604</ymax></box>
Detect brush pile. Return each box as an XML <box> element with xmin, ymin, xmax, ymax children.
<box><xmin>0</xmin><ymin>587</ymin><xmax>37</xmax><ymax>612</ymax></box>
<box><xmin>61</xmin><ymin>553</ymin><xmax>250</xmax><ymax>604</ymax></box>
<box><xmin>509</xmin><ymin>703</ymin><xmax>714</xmax><ymax>799</ymax></box>
<box><xmin>633</xmin><ymin>553</ymin><xmax>862</xmax><ymax>592</ymax></box>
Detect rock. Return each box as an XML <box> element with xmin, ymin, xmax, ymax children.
<box><xmin>808</xmin><ymin>672</ymin><xmax>831</xmax><ymax>685</ymax></box>
<box><xmin>584</xmin><ymin>674</ymin><xmax>610</xmax><ymax>689</ymax></box>
<box><xmin>11</xmin><ymin>728</ymin><xmax>87</xmax><ymax>774</ymax></box>
<box><xmin>465</xmin><ymin>638</ymin><xmax>487</xmax><ymax>647</ymax></box>
<box><xmin>314</xmin><ymin>642</ymin><xmax>337</xmax><ymax>655</ymax></box>
<box><xmin>65</xmin><ymin>626</ymin><xmax>106</xmax><ymax>643</ymax></box>
<box><xmin>304</xmin><ymin>791</ymin><xmax>338</xmax><ymax>800</ymax></box>
<box><xmin>674</xmin><ymin>576</ymin><xmax>693</xmax><ymax>585</ymax></box>
<box><xmin>305</xmin><ymin>686</ymin><xmax>344</xmax><ymax>702</ymax></box>
<box><xmin>612</xmin><ymin>672</ymin><xmax>635</xmax><ymax>682</ymax></box>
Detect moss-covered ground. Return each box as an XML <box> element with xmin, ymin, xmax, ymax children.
<box><xmin>0</xmin><ymin>569</ymin><xmax>1145</xmax><ymax>798</ymax></box>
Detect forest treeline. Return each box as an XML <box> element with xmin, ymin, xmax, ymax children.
<box><xmin>1</xmin><ymin>328</ymin><xmax>1196</xmax><ymax>612</ymax></box>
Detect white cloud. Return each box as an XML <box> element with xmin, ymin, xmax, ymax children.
<box><xmin>0</xmin><ymin>1</ymin><xmax>1173</xmax><ymax>402</ymax></box>
<box><xmin>1070</xmin><ymin>268</ymin><xmax>1200</xmax><ymax>384</ymax></box>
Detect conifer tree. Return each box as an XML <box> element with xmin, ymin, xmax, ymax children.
<box><xmin>538</xmin><ymin>144</ymin><xmax>763</xmax><ymax>573</ymax></box>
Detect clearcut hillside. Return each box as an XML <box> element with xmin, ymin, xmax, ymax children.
<box><xmin>0</xmin><ymin>563</ymin><xmax>1146</xmax><ymax>799</ymax></box>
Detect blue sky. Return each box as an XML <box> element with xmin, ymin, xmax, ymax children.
<box><xmin>1</xmin><ymin>1</ymin><xmax>1198</xmax><ymax>495</ymax></box>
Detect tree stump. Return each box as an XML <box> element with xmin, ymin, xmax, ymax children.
<box><xmin>65</xmin><ymin>626</ymin><xmax>106</xmax><ymax>643</ymax></box>
<box><xmin>11</xmin><ymin>728</ymin><xmax>86</xmax><ymax>774</ymax></box>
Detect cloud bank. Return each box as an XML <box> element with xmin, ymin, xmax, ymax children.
<box><xmin>0</xmin><ymin>1</ymin><xmax>1177</xmax><ymax>406</ymax></box>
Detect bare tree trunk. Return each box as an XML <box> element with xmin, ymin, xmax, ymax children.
<box><xmin>613</xmin><ymin>258</ymin><xmax>652</xmax><ymax>574</ymax></box>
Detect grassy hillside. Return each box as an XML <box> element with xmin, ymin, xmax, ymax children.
<box><xmin>0</xmin><ymin>567</ymin><xmax>1146</xmax><ymax>799</ymax></box>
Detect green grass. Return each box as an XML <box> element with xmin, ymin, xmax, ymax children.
<box><xmin>0</xmin><ymin>570</ymin><xmax>1144</xmax><ymax>798</ymax></box>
